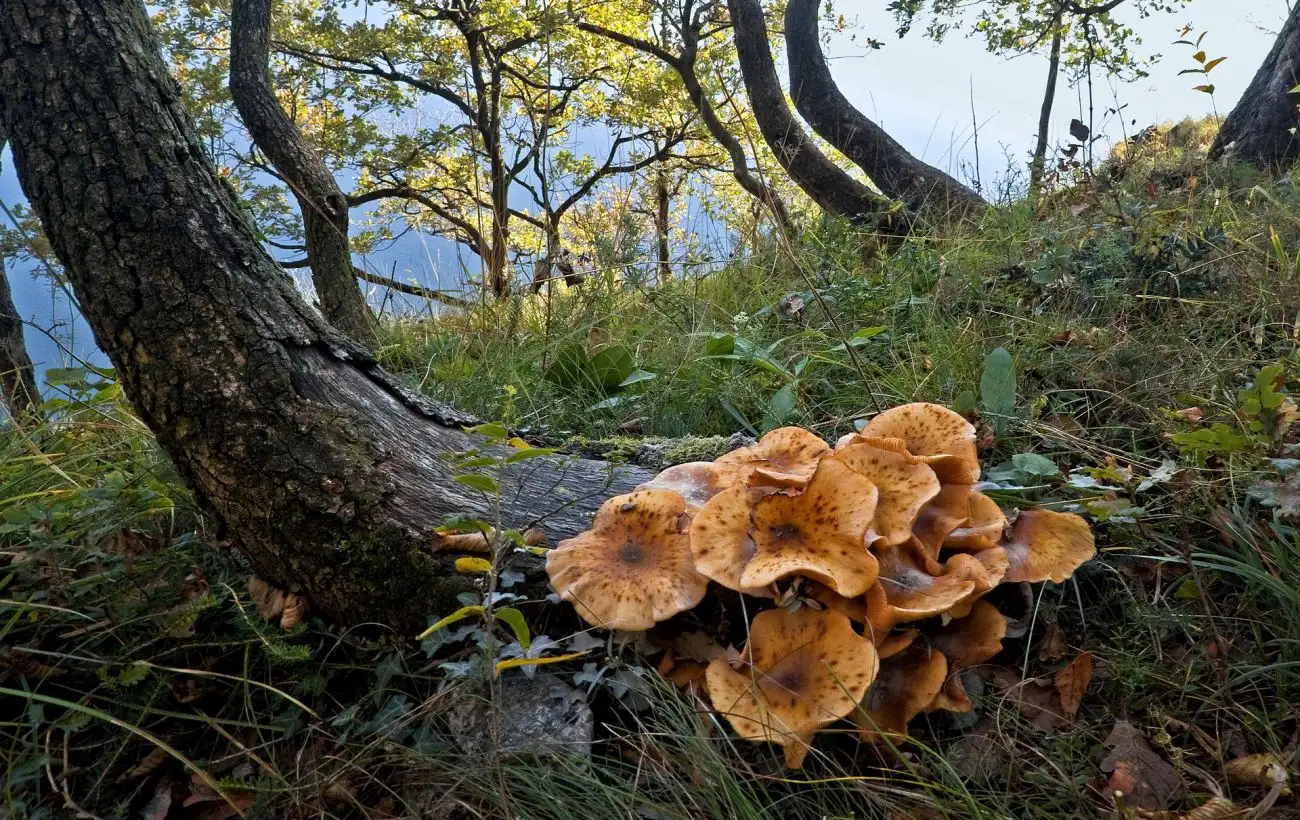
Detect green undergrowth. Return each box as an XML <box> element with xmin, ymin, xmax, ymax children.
<box><xmin>4</xmin><ymin>124</ymin><xmax>1300</xmax><ymax>817</ymax></box>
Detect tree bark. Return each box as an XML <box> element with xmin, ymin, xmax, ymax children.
<box><xmin>0</xmin><ymin>126</ymin><xmax>38</xmax><ymax>423</ymax></box>
<box><xmin>1209</xmin><ymin>3</ymin><xmax>1300</xmax><ymax>168</ymax></box>
<box><xmin>654</xmin><ymin>170</ymin><xmax>671</xmax><ymax>282</ymax></box>
<box><xmin>228</xmin><ymin>0</ymin><xmax>378</xmax><ymax>346</ymax></box>
<box><xmin>726</xmin><ymin>0</ymin><xmax>898</xmax><ymax>225</ymax></box>
<box><xmin>782</xmin><ymin>0</ymin><xmax>986</xmax><ymax>220</ymax></box>
<box><xmin>0</xmin><ymin>0</ymin><xmax>651</xmax><ymax>630</ymax></box>
<box><xmin>0</xmin><ymin>259</ymin><xmax>38</xmax><ymax>423</ymax></box>
<box><xmin>1029</xmin><ymin>10</ymin><xmax>1064</xmax><ymax>200</ymax></box>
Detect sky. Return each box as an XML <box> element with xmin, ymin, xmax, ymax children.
<box><xmin>0</xmin><ymin>0</ymin><xmax>1286</xmax><ymax>394</ymax></box>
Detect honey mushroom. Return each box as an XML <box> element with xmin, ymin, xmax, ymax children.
<box><xmin>541</xmin><ymin>402</ymin><xmax>1101</xmax><ymax>768</ymax></box>
<box><xmin>705</xmin><ymin>607</ymin><xmax>879</xmax><ymax>768</ymax></box>
<box><xmin>691</xmin><ymin>457</ymin><xmax>880</xmax><ymax>597</ymax></box>
<box><xmin>546</xmin><ymin>489</ymin><xmax>708</xmax><ymax>631</ymax></box>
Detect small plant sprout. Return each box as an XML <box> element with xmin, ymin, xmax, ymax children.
<box><xmin>543</xmin><ymin>402</ymin><xmax>1097</xmax><ymax>768</ymax></box>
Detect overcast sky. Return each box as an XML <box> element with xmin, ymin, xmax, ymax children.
<box><xmin>0</xmin><ymin>0</ymin><xmax>1287</xmax><ymax>389</ymax></box>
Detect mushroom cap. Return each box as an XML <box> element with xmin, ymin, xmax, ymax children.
<box><xmin>859</xmin><ymin>403</ymin><xmax>981</xmax><ymax>485</ymax></box>
<box><xmin>1002</xmin><ymin>509</ymin><xmax>1096</xmax><ymax>584</ymax></box>
<box><xmin>875</xmin><ymin>543</ymin><xmax>984</xmax><ymax>621</ymax></box>
<box><xmin>637</xmin><ymin>461</ymin><xmax>729</xmax><ymax>511</ymax></box>
<box><xmin>926</xmin><ymin>673</ymin><xmax>973</xmax><ymax>714</ymax></box>
<box><xmin>854</xmin><ymin>642</ymin><xmax>948</xmax><ymax>742</ymax></box>
<box><xmin>912</xmin><ymin>483</ymin><xmax>974</xmax><ymax>569</ymax></box>
<box><xmin>945</xmin><ymin>491</ymin><xmax>1007</xmax><ymax>550</ymax></box>
<box><xmin>546</xmin><ymin>490</ymin><xmax>708</xmax><ymax>631</ymax></box>
<box><xmin>692</xmin><ymin>458</ymin><xmax>881</xmax><ymax>598</ymax></box>
<box><xmin>877</xmin><ymin>629</ymin><xmax>920</xmax><ymax>660</ymax></box>
<box><xmin>834</xmin><ymin>442</ymin><xmax>941</xmax><ymax>546</ymax></box>
<box><xmin>933</xmin><ymin>600</ymin><xmax>1007</xmax><ymax>669</ymax></box>
<box><xmin>705</xmin><ymin>607</ymin><xmax>879</xmax><ymax>768</ymax></box>
<box><xmin>714</xmin><ymin>426</ymin><xmax>831</xmax><ymax>490</ymax></box>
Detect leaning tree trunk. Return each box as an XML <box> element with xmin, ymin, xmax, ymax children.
<box><xmin>0</xmin><ymin>0</ymin><xmax>650</xmax><ymax>630</ymax></box>
<box><xmin>0</xmin><ymin>128</ymin><xmax>38</xmax><ymax>423</ymax></box>
<box><xmin>782</xmin><ymin>0</ymin><xmax>985</xmax><ymax>220</ymax></box>
<box><xmin>229</xmin><ymin>0</ymin><xmax>378</xmax><ymax>346</ymax></box>
<box><xmin>0</xmin><ymin>258</ymin><xmax>38</xmax><ymax>423</ymax></box>
<box><xmin>1029</xmin><ymin>10</ymin><xmax>1064</xmax><ymax>200</ymax></box>
<box><xmin>727</xmin><ymin>0</ymin><xmax>900</xmax><ymax>228</ymax></box>
<box><xmin>1210</xmin><ymin>3</ymin><xmax>1300</xmax><ymax>168</ymax></box>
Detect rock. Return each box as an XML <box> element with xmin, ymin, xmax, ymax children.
<box><xmin>446</xmin><ymin>672</ymin><xmax>593</xmax><ymax>758</ymax></box>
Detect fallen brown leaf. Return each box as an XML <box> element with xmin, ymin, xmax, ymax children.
<box><xmin>1038</xmin><ymin>622</ymin><xmax>1069</xmax><ymax>662</ymax></box>
<box><xmin>1054</xmin><ymin>651</ymin><xmax>1093</xmax><ymax>722</ymax></box>
<box><xmin>1100</xmin><ymin>721</ymin><xmax>1184</xmax><ymax>811</ymax></box>
<box><xmin>1176</xmin><ymin>407</ymin><xmax>1205</xmax><ymax>424</ymax></box>
<box><xmin>120</xmin><ymin>747</ymin><xmax>170</xmax><ymax>782</ymax></box>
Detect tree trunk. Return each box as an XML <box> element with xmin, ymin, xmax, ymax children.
<box><xmin>654</xmin><ymin>170</ymin><xmax>671</xmax><ymax>283</ymax></box>
<box><xmin>1209</xmin><ymin>3</ymin><xmax>1300</xmax><ymax>168</ymax></box>
<box><xmin>0</xmin><ymin>0</ymin><xmax>651</xmax><ymax>630</ymax></box>
<box><xmin>783</xmin><ymin>0</ymin><xmax>985</xmax><ymax>220</ymax></box>
<box><xmin>1029</xmin><ymin>11</ymin><xmax>1064</xmax><ymax>200</ymax></box>
<box><xmin>727</xmin><ymin>0</ymin><xmax>898</xmax><ymax>226</ymax></box>
<box><xmin>228</xmin><ymin>0</ymin><xmax>377</xmax><ymax>346</ymax></box>
<box><xmin>0</xmin><ymin>259</ymin><xmax>38</xmax><ymax>423</ymax></box>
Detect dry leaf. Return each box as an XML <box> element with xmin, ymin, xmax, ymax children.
<box><xmin>1224</xmin><ymin>753</ymin><xmax>1290</xmax><ymax>794</ymax></box>
<box><xmin>1100</xmin><ymin>721</ymin><xmax>1184</xmax><ymax>811</ymax></box>
<box><xmin>120</xmin><ymin>747</ymin><xmax>170</xmax><ymax>782</ymax></box>
<box><xmin>1176</xmin><ymin>407</ymin><xmax>1205</xmax><ymax>424</ymax></box>
<box><xmin>1038</xmin><ymin>622</ymin><xmax>1069</xmax><ymax>662</ymax></box>
<box><xmin>1054</xmin><ymin>651</ymin><xmax>1093</xmax><ymax>722</ymax></box>
<box><xmin>182</xmin><ymin>568</ymin><xmax>210</xmax><ymax>601</ymax></box>
<box><xmin>673</xmin><ymin>631</ymin><xmax>726</xmax><ymax>663</ymax></box>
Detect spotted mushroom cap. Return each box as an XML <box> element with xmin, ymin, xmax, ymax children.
<box><xmin>693</xmin><ymin>458</ymin><xmax>880</xmax><ymax>598</ymax></box>
<box><xmin>713</xmin><ymin>426</ymin><xmax>831</xmax><ymax>490</ymax></box>
<box><xmin>1001</xmin><ymin>509</ymin><xmax>1096</xmax><ymax>584</ymax></box>
<box><xmin>637</xmin><ymin>461</ymin><xmax>730</xmax><ymax>512</ymax></box>
<box><xmin>546</xmin><ymin>490</ymin><xmax>708</xmax><ymax>631</ymax></box>
<box><xmin>705</xmin><ymin>607</ymin><xmax>879</xmax><ymax>768</ymax></box>
<box><xmin>833</xmin><ymin>442</ymin><xmax>941</xmax><ymax>546</ymax></box>
<box><xmin>854</xmin><ymin>642</ymin><xmax>949</xmax><ymax>742</ymax></box>
<box><xmin>858</xmin><ymin>403</ymin><xmax>981</xmax><ymax>485</ymax></box>
<box><xmin>912</xmin><ymin>483</ymin><xmax>974</xmax><ymax>570</ymax></box>
<box><xmin>933</xmin><ymin>600</ymin><xmax>1008</xmax><ymax>670</ymax></box>
<box><xmin>945</xmin><ymin>491</ymin><xmax>1007</xmax><ymax>551</ymax></box>
<box><xmin>874</xmin><ymin>542</ymin><xmax>1008</xmax><ymax>622</ymax></box>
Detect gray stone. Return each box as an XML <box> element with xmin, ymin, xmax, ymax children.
<box><xmin>446</xmin><ymin>672</ymin><xmax>594</xmax><ymax>758</ymax></box>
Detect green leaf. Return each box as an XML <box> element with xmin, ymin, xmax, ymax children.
<box><xmin>979</xmin><ymin>347</ymin><xmax>1016</xmax><ymax>417</ymax></box>
<box><xmin>504</xmin><ymin>447</ymin><xmax>556</xmax><ymax>464</ymax></box>
<box><xmin>588</xmin><ymin>345</ymin><xmax>636</xmax><ymax>392</ymax></box>
<box><xmin>543</xmin><ymin>344</ymin><xmax>589</xmax><ymax>389</ymax></box>
<box><xmin>1202</xmin><ymin>56</ymin><xmax>1226</xmax><ymax>73</ymax></box>
<box><xmin>466</xmin><ymin>422</ymin><xmax>509</xmax><ymax>441</ymax></box>
<box><xmin>1194</xmin><ymin>84</ymin><xmax>1216</xmax><ymax>95</ymax></box>
<box><xmin>703</xmin><ymin>333</ymin><xmax>735</xmax><ymax>357</ymax></box>
<box><xmin>1011</xmin><ymin>452</ymin><xmax>1060</xmax><ymax>478</ymax></box>
<box><xmin>618</xmin><ymin>369</ymin><xmax>657</xmax><ymax>387</ymax></box>
<box><xmin>495</xmin><ymin>651</ymin><xmax>588</xmax><ymax>676</ymax></box>
<box><xmin>494</xmin><ymin>607</ymin><xmax>531</xmax><ymax>650</ymax></box>
<box><xmin>1170</xmin><ymin>424</ymin><xmax>1252</xmax><ymax>454</ymax></box>
<box><xmin>764</xmin><ymin>383</ymin><xmax>798</xmax><ymax>430</ymax></box>
<box><xmin>454</xmin><ymin>474</ymin><xmax>500</xmax><ymax>494</ymax></box>
<box><xmin>416</xmin><ymin>605</ymin><xmax>484</xmax><ymax>640</ymax></box>
<box><xmin>455</xmin><ymin>557</ymin><xmax>492</xmax><ymax>574</ymax></box>
<box><xmin>44</xmin><ymin>367</ymin><xmax>91</xmax><ymax>387</ymax></box>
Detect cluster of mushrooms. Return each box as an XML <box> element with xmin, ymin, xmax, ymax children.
<box><xmin>546</xmin><ymin>403</ymin><xmax>1095</xmax><ymax>768</ymax></box>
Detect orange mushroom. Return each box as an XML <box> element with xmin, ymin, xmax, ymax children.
<box><xmin>911</xmin><ymin>483</ymin><xmax>974</xmax><ymax>571</ymax></box>
<box><xmin>926</xmin><ymin>674</ymin><xmax>973</xmax><ymax>714</ymax></box>
<box><xmin>1001</xmin><ymin>509</ymin><xmax>1096</xmax><ymax>584</ymax></box>
<box><xmin>933</xmin><ymin>600</ymin><xmax>1008</xmax><ymax>669</ymax></box>
<box><xmin>692</xmin><ymin>458</ymin><xmax>880</xmax><ymax>598</ymax></box>
<box><xmin>874</xmin><ymin>544</ymin><xmax>994</xmax><ymax>622</ymax></box>
<box><xmin>713</xmin><ymin>426</ymin><xmax>830</xmax><ymax>489</ymax></box>
<box><xmin>546</xmin><ymin>490</ymin><xmax>708</xmax><ymax>631</ymax></box>
<box><xmin>706</xmin><ymin>607</ymin><xmax>879</xmax><ymax>768</ymax></box>
<box><xmin>854</xmin><ymin>642</ymin><xmax>948</xmax><ymax>742</ymax></box>
<box><xmin>858</xmin><ymin>403</ymin><xmax>981</xmax><ymax>485</ymax></box>
<box><xmin>944</xmin><ymin>491</ymin><xmax>1007</xmax><ymax>550</ymax></box>
<box><xmin>833</xmin><ymin>442</ymin><xmax>941</xmax><ymax>546</ymax></box>
<box><xmin>637</xmin><ymin>461</ymin><xmax>729</xmax><ymax>511</ymax></box>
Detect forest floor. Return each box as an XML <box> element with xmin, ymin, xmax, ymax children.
<box><xmin>3</xmin><ymin>119</ymin><xmax>1300</xmax><ymax>818</ymax></box>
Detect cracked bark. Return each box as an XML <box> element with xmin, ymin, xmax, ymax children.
<box><xmin>0</xmin><ymin>0</ymin><xmax>652</xmax><ymax>630</ymax></box>
<box><xmin>1210</xmin><ymin>3</ymin><xmax>1300</xmax><ymax>169</ymax></box>
<box><xmin>782</xmin><ymin>0</ymin><xmax>985</xmax><ymax>220</ymax></box>
<box><xmin>228</xmin><ymin>0</ymin><xmax>378</xmax><ymax>346</ymax></box>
